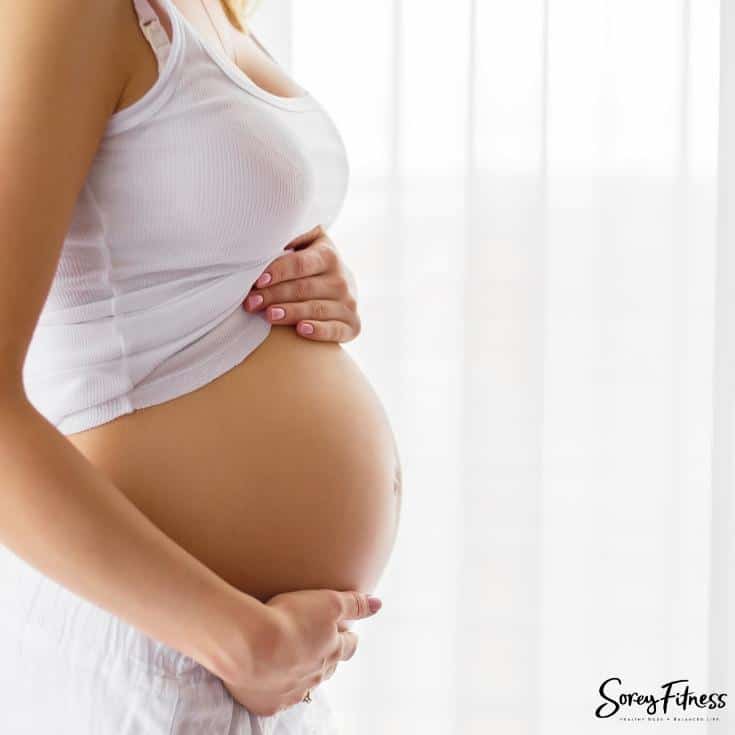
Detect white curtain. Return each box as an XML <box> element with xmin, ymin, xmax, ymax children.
<box><xmin>255</xmin><ymin>2</ymin><xmax>733</xmax><ymax>733</ymax></box>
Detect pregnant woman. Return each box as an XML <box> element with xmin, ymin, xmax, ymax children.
<box><xmin>0</xmin><ymin>0</ymin><xmax>401</xmax><ymax>732</ymax></box>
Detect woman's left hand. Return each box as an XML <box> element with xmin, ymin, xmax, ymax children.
<box><xmin>242</xmin><ymin>225</ymin><xmax>361</xmax><ymax>343</ymax></box>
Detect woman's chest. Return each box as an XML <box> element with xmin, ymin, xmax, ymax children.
<box><xmin>91</xmin><ymin>81</ymin><xmax>349</xmax><ymax>269</ymax></box>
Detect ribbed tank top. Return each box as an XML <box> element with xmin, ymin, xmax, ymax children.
<box><xmin>21</xmin><ymin>0</ymin><xmax>350</xmax><ymax>435</ymax></box>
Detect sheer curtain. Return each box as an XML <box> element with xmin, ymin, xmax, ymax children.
<box><xmin>255</xmin><ymin>1</ymin><xmax>732</xmax><ymax>733</ymax></box>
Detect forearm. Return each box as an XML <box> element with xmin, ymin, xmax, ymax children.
<box><xmin>0</xmin><ymin>394</ymin><xmax>265</xmax><ymax>679</ymax></box>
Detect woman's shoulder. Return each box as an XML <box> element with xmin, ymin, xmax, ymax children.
<box><xmin>0</xmin><ymin>0</ymin><xmax>134</xmax><ymax>113</ymax></box>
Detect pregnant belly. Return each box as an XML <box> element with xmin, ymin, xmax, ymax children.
<box><xmin>67</xmin><ymin>325</ymin><xmax>402</xmax><ymax>603</ymax></box>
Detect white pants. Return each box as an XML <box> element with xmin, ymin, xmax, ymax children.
<box><xmin>0</xmin><ymin>546</ymin><xmax>340</xmax><ymax>734</ymax></box>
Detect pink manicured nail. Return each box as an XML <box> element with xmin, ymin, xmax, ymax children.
<box><xmin>256</xmin><ymin>272</ymin><xmax>272</xmax><ymax>288</ymax></box>
<box><xmin>246</xmin><ymin>294</ymin><xmax>263</xmax><ymax>309</ymax></box>
<box><xmin>298</xmin><ymin>322</ymin><xmax>314</xmax><ymax>335</ymax></box>
<box><xmin>270</xmin><ymin>307</ymin><xmax>285</xmax><ymax>320</ymax></box>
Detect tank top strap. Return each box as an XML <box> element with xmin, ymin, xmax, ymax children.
<box><xmin>199</xmin><ymin>0</ymin><xmax>237</xmax><ymax>62</ymax></box>
<box><xmin>132</xmin><ymin>0</ymin><xmax>173</xmax><ymax>69</ymax></box>
<box><xmin>248</xmin><ymin>29</ymin><xmax>277</xmax><ymax>65</ymax></box>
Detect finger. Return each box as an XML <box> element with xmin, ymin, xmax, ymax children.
<box><xmin>333</xmin><ymin>590</ymin><xmax>382</xmax><ymax>621</ymax></box>
<box><xmin>311</xmin><ymin>655</ymin><xmax>339</xmax><ymax>683</ymax></box>
<box><xmin>249</xmin><ymin>687</ymin><xmax>306</xmax><ymax>717</ymax></box>
<box><xmin>335</xmin><ymin>630</ymin><xmax>359</xmax><ymax>662</ymax></box>
<box><xmin>280</xmin><ymin>685</ymin><xmax>316</xmax><ymax>711</ymax></box>
<box><xmin>263</xmin><ymin>299</ymin><xmax>352</xmax><ymax>325</ymax></box>
<box><xmin>244</xmin><ymin>275</ymin><xmax>343</xmax><ymax>312</ymax></box>
<box><xmin>236</xmin><ymin>667</ymin><xmax>325</xmax><ymax>716</ymax></box>
<box><xmin>276</xmin><ymin>663</ymin><xmax>333</xmax><ymax>711</ymax></box>
<box><xmin>296</xmin><ymin>319</ymin><xmax>357</xmax><ymax>343</ymax></box>
<box><xmin>254</xmin><ymin>240</ymin><xmax>335</xmax><ymax>288</ymax></box>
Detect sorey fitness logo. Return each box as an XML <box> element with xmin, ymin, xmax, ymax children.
<box><xmin>595</xmin><ymin>677</ymin><xmax>727</xmax><ymax>723</ymax></box>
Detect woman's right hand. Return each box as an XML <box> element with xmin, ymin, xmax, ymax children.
<box><xmin>220</xmin><ymin>589</ymin><xmax>382</xmax><ymax>717</ymax></box>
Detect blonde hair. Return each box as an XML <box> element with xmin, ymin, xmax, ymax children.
<box><xmin>219</xmin><ymin>0</ymin><xmax>261</xmax><ymax>33</ymax></box>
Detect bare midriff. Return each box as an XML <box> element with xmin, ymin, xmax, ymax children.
<box><xmin>67</xmin><ymin>325</ymin><xmax>402</xmax><ymax>603</ymax></box>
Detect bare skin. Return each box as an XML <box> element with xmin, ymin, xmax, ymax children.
<box><xmin>69</xmin><ymin>1</ymin><xmax>403</xmax><ymax>605</ymax></box>
<box><xmin>68</xmin><ymin>324</ymin><xmax>402</xmax><ymax>603</ymax></box>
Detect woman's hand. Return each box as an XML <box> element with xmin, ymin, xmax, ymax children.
<box><xmin>243</xmin><ymin>225</ymin><xmax>361</xmax><ymax>343</ymax></box>
<box><xmin>219</xmin><ymin>589</ymin><xmax>382</xmax><ymax>717</ymax></box>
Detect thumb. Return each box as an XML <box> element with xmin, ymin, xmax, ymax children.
<box><xmin>333</xmin><ymin>591</ymin><xmax>382</xmax><ymax>621</ymax></box>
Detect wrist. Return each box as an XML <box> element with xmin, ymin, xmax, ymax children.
<box><xmin>192</xmin><ymin>583</ymin><xmax>276</xmax><ymax>683</ymax></box>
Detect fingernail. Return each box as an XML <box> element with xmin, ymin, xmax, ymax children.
<box><xmin>256</xmin><ymin>272</ymin><xmax>272</xmax><ymax>288</ymax></box>
<box><xmin>367</xmin><ymin>596</ymin><xmax>382</xmax><ymax>613</ymax></box>
<box><xmin>270</xmin><ymin>307</ymin><xmax>285</xmax><ymax>320</ymax></box>
<box><xmin>298</xmin><ymin>322</ymin><xmax>314</xmax><ymax>335</ymax></box>
<box><xmin>246</xmin><ymin>294</ymin><xmax>263</xmax><ymax>309</ymax></box>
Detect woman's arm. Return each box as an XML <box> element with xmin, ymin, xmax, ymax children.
<box><xmin>0</xmin><ymin>394</ymin><xmax>265</xmax><ymax>678</ymax></box>
<box><xmin>0</xmin><ymin>0</ymin><xmax>266</xmax><ymax>679</ymax></box>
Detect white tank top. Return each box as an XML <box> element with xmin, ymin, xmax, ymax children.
<box><xmin>21</xmin><ymin>0</ymin><xmax>350</xmax><ymax>435</ymax></box>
